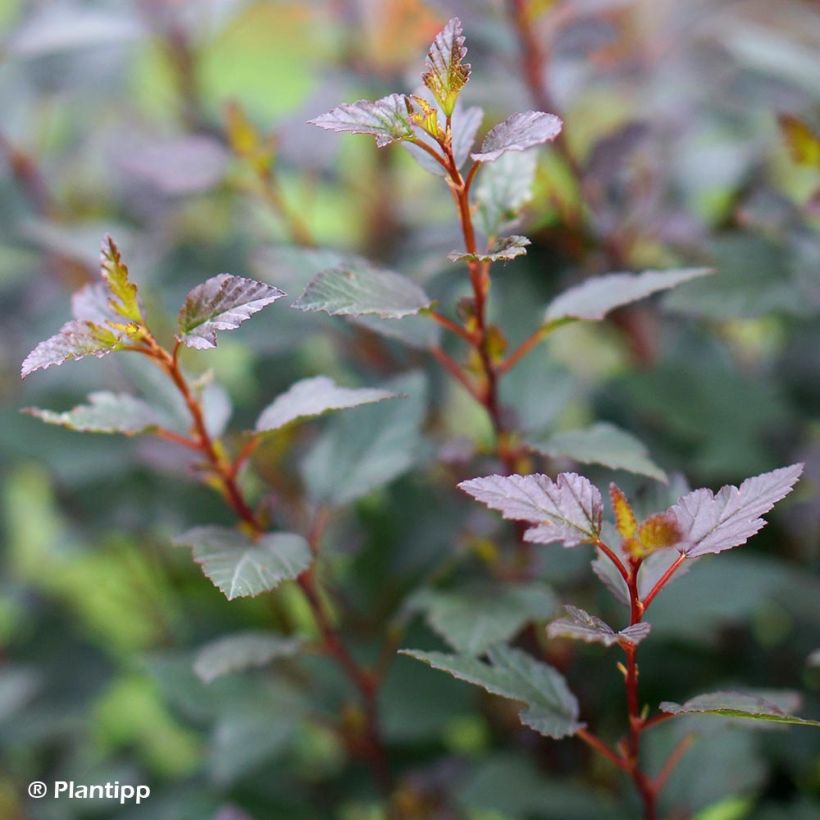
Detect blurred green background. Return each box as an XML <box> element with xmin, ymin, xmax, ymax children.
<box><xmin>1</xmin><ymin>1</ymin><xmax>819</xmax><ymax>818</ymax></box>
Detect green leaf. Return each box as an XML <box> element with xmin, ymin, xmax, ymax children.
<box><xmin>422</xmin><ymin>17</ymin><xmax>470</xmax><ymax>116</ymax></box>
<box><xmin>293</xmin><ymin>263</ymin><xmax>432</xmax><ymax>319</ymax></box>
<box><xmin>177</xmin><ymin>274</ymin><xmax>285</xmax><ymax>350</ymax></box>
<box><xmin>193</xmin><ymin>631</ymin><xmax>304</xmax><ymax>684</ymax></box>
<box><xmin>659</xmin><ymin>691</ymin><xmax>820</xmax><ymax>728</ymax></box>
<box><xmin>173</xmin><ymin>527</ymin><xmax>312</xmax><ymax>600</ymax></box>
<box><xmin>544</xmin><ymin>268</ymin><xmax>713</xmax><ymax>323</ymax></box>
<box><xmin>301</xmin><ymin>371</ymin><xmax>427</xmax><ymax>506</ymax></box>
<box><xmin>402</xmin><ymin>645</ymin><xmax>582</xmax><ymax>739</ymax></box>
<box><xmin>21</xmin><ymin>320</ymin><xmax>125</xmax><ymax>378</ymax></box>
<box><xmin>448</xmin><ymin>235</ymin><xmax>530</xmax><ymax>264</ymax></box>
<box><xmin>474</xmin><ymin>149</ymin><xmax>538</xmax><ymax>236</ymax></box>
<box><xmin>100</xmin><ymin>234</ymin><xmax>142</xmax><ymax>322</ymax></box>
<box><xmin>24</xmin><ymin>392</ymin><xmax>162</xmax><ymax>436</ymax></box>
<box><xmin>308</xmin><ymin>93</ymin><xmax>417</xmax><ymax>147</ymax></box>
<box><xmin>529</xmin><ymin>422</ymin><xmax>667</xmax><ymax>482</ymax></box>
<box><xmin>255</xmin><ymin>375</ymin><xmax>397</xmax><ymax>433</ymax></box>
<box><xmin>412</xmin><ymin>581</ymin><xmax>557</xmax><ymax>655</ymax></box>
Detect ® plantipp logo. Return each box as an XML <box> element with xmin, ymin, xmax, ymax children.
<box><xmin>27</xmin><ymin>781</ymin><xmax>150</xmax><ymax>804</ymax></box>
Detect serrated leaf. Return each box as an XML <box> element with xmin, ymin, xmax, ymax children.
<box><xmin>308</xmin><ymin>93</ymin><xmax>416</xmax><ymax>148</ymax></box>
<box><xmin>529</xmin><ymin>422</ymin><xmax>667</xmax><ymax>482</ymax></box>
<box><xmin>301</xmin><ymin>372</ymin><xmax>427</xmax><ymax>506</ymax></box>
<box><xmin>194</xmin><ymin>632</ymin><xmax>304</xmax><ymax>684</ymax></box>
<box><xmin>173</xmin><ymin>527</ymin><xmax>312</xmax><ymax>600</ymax></box>
<box><xmin>459</xmin><ymin>472</ymin><xmax>603</xmax><ymax>547</ymax></box>
<box><xmin>21</xmin><ymin>320</ymin><xmax>125</xmax><ymax>378</ymax></box>
<box><xmin>24</xmin><ymin>392</ymin><xmax>161</xmax><ymax>435</ymax></box>
<box><xmin>176</xmin><ymin>274</ymin><xmax>285</xmax><ymax>350</ymax></box>
<box><xmin>472</xmin><ymin>111</ymin><xmax>562</xmax><ymax>163</ymax></box>
<box><xmin>547</xmin><ymin>606</ymin><xmax>651</xmax><ymax>647</ymax></box>
<box><xmin>659</xmin><ymin>691</ymin><xmax>820</xmax><ymax>728</ymax></box>
<box><xmin>544</xmin><ymin>268</ymin><xmax>713</xmax><ymax>323</ymax></box>
<box><xmin>255</xmin><ymin>375</ymin><xmax>398</xmax><ymax>433</ymax></box>
<box><xmin>668</xmin><ymin>464</ymin><xmax>803</xmax><ymax>558</ymax></box>
<box><xmin>413</xmin><ymin>582</ymin><xmax>557</xmax><ymax>656</ymax></box>
<box><xmin>402</xmin><ymin>646</ymin><xmax>582</xmax><ymax>739</ymax></box>
<box><xmin>474</xmin><ymin>149</ymin><xmax>538</xmax><ymax>236</ymax></box>
<box><xmin>293</xmin><ymin>263</ymin><xmax>431</xmax><ymax>319</ymax></box>
<box><xmin>449</xmin><ymin>235</ymin><xmax>530</xmax><ymax>264</ymax></box>
<box><xmin>422</xmin><ymin>17</ymin><xmax>470</xmax><ymax>116</ymax></box>
<box><xmin>100</xmin><ymin>235</ymin><xmax>142</xmax><ymax>322</ymax></box>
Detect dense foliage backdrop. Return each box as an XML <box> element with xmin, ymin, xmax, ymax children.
<box><xmin>2</xmin><ymin>1</ymin><xmax>819</xmax><ymax>818</ymax></box>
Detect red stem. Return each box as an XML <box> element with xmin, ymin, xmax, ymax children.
<box><xmin>641</xmin><ymin>553</ymin><xmax>686</xmax><ymax>612</ymax></box>
<box><xmin>140</xmin><ymin>337</ymin><xmax>392</xmax><ymax>794</ymax></box>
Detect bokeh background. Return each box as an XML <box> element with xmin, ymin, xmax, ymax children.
<box><xmin>1</xmin><ymin>1</ymin><xmax>819</xmax><ymax>818</ymax></box>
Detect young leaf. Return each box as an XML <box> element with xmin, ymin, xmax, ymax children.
<box><xmin>412</xmin><ymin>582</ymin><xmax>557</xmax><ymax>656</ymax></box>
<box><xmin>668</xmin><ymin>464</ymin><xmax>803</xmax><ymax>558</ymax></box>
<box><xmin>293</xmin><ymin>264</ymin><xmax>431</xmax><ymax>319</ymax></box>
<box><xmin>474</xmin><ymin>149</ymin><xmax>538</xmax><ymax>236</ymax></box>
<box><xmin>458</xmin><ymin>472</ymin><xmax>603</xmax><ymax>547</ymax></box>
<box><xmin>402</xmin><ymin>646</ymin><xmax>582</xmax><ymax>739</ymax></box>
<box><xmin>100</xmin><ymin>235</ymin><xmax>142</xmax><ymax>322</ymax></box>
<box><xmin>176</xmin><ymin>274</ymin><xmax>285</xmax><ymax>350</ymax></box>
<box><xmin>255</xmin><ymin>376</ymin><xmax>397</xmax><ymax>433</ymax></box>
<box><xmin>528</xmin><ymin>422</ymin><xmax>667</xmax><ymax>482</ymax></box>
<box><xmin>778</xmin><ymin>114</ymin><xmax>820</xmax><ymax>168</ymax></box>
<box><xmin>544</xmin><ymin>268</ymin><xmax>713</xmax><ymax>324</ymax></box>
<box><xmin>610</xmin><ymin>484</ymin><xmax>638</xmax><ymax>541</ymax></box>
<box><xmin>471</xmin><ymin>111</ymin><xmax>562</xmax><ymax>163</ymax></box>
<box><xmin>308</xmin><ymin>93</ymin><xmax>417</xmax><ymax>148</ymax></box>
<box><xmin>448</xmin><ymin>235</ymin><xmax>530</xmax><ymax>264</ymax></box>
<box><xmin>21</xmin><ymin>320</ymin><xmax>125</xmax><ymax>378</ymax></box>
<box><xmin>24</xmin><ymin>392</ymin><xmax>161</xmax><ymax>435</ymax></box>
<box><xmin>547</xmin><ymin>605</ymin><xmax>651</xmax><ymax>648</ymax></box>
<box><xmin>173</xmin><ymin>527</ymin><xmax>312</xmax><ymax>600</ymax></box>
<box><xmin>193</xmin><ymin>631</ymin><xmax>304</xmax><ymax>684</ymax></box>
<box><xmin>422</xmin><ymin>17</ymin><xmax>470</xmax><ymax>116</ymax></box>
<box><xmin>301</xmin><ymin>371</ymin><xmax>427</xmax><ymax>506</ymax></box>
<box><xmin>405</xmin><ymin>103</ymin><xmax>483</xmax><ymax>175</ymax></box>
<box><xmin>659</xmin><ymin>691</ymin><xmax>820</xmax><ymax>728</ymax></box>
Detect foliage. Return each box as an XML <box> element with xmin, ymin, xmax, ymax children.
<box><xmin>4</xmin><ymin>3</ymin><xmax>819</xmax><ymax>819</ymax></box>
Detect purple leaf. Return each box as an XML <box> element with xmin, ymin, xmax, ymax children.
<box><xmin>472</xmin><ymin>111</ymin><xmax>562</xmax><ymax>163</ymax></box>
<box><xmin>255</xmin><ymin>376</ymin><xmax>398</xmax><ymax>433</ymax></box>
<box><xmin>669</xmin><ymin>464</ymin><xmax>803</xmax><ymax>557</ymax></box>
<box><xmin>176</xmin><ymin>274</ymin><xmax>285</xmax><ymax>350</ymax></box>
<box><xmin>308</xmin><ymin>93</ymin><xmax>416</xmax><ymax>148</ymax></box>
<box><xmin>448</xmin><ymin>235</ymin><xmax>530</xmax><ymax>264</ymax></box>
<box><xmin>547</xmin><ymin>605</ymin><xmax>651</xmax><ymax>647</ymax></box>
<box><xmin>422</xmin><ymin>17</ymin><xmax>471</xmax><ymax>115</ymax></box>
<box><xmin>459</xmin><ymin>472</ymin><xmax>603</xmax><ymax>547</ymax></box>
<box><xmin>544</xmin><ymin>268</ymin><xmax>714</xmax><ymax>324</ymax></box>
<box><xmin>71</xmin><ymin>282</ymin><xmax>119</xmax><ymax>324</ymax></box>
<box><xmin>21</xmin><ymin>320</ymin><xmax>124</xmax><ymax>378</ymax></box>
